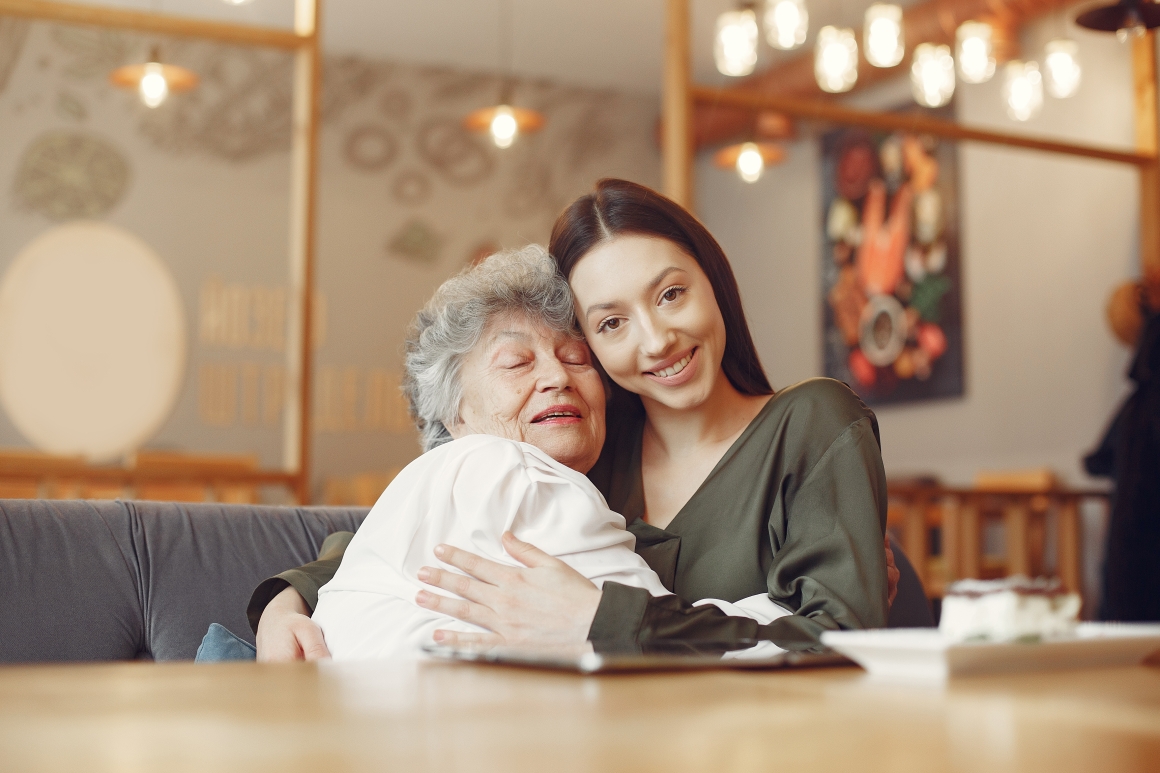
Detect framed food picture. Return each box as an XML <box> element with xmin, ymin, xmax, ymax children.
<box><xmin>820</xmin><ymin>117</ymin><xmax>964</xmax><ymax>406</ymax></box>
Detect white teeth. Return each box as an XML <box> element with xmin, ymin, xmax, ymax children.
<box><xmin>654</xmin><ymin>353</ymin><xmax>692</xmax><ymax>379</ymax></box>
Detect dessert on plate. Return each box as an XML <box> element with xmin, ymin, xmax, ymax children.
<box><xmin>939</xmin><ymin>576</ymin><xmax>1081</xmax><ymax>642</ymax></box>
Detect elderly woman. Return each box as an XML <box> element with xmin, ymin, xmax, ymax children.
<box><xmin>311</xmin><ymin>246</ymin><xmax>783</xmax><ymax>659</ymax></box>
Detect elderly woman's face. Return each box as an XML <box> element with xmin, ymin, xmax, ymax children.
<box><xmin>449</xmin><ymin>312</ymin><xmax>606</xmax><ymax>473</ymax></box>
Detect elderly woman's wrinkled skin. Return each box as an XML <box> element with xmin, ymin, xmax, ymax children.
<box><xmin>448</xmin><ymin>311</ymin><xmax>606</xmax><ymax>474</ymax></box>
<box><xmin>257</xmin><ymin>312</ymin><xmax>607</xmax><ymax>661</ymax></box>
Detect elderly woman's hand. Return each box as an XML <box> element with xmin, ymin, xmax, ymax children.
<box><xmin>416</xmin><ymin>531</ymin><xmax>602</xmax><ymax>647</ymax></box>
<box><xmin>255</xmin><ymin>585</ymin><xmax>332</xmax><ymax>662</ymax></box>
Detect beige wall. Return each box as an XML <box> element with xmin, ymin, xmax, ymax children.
<box><xmin>698</xmin><ymin>22</ymin><xmax>1145</xmax><ymax>486</ymax></box>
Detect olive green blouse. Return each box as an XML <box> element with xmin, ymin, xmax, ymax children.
<box><xmin>248</xmin><ymin>378</ymin><xmax>889</xmax><ymax>653</ymax></box>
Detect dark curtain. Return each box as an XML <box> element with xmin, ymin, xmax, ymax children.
<box><xmin>1084</xmin><ymin>308</ymin><xmax>1160</xmax><ymax>621</ymax></box>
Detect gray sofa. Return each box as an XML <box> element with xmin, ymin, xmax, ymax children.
<box><xmin>0</xmin><ymin>499</ymin><xmax>931</xmax><ymax>663</ymax></box>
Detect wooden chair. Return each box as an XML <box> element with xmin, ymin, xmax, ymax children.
<box><xmin>888</xmin><ymin>471</ymin><xmax>1107</xmax><ymax>604</ymax></box>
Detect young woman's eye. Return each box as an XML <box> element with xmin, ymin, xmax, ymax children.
<box><xmin>597</xmin><ymin>317</ymin><xmax>623</xmax><ymax>333</ymax></box>
<box><xmin>660</xmin><ymin>286</ymin><xmax>686</xmax><ymax>303</ymax></box>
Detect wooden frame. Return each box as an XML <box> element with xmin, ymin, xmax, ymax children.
<box><xmin>688</xmin><ymin>86</ymin><xmax>1156</xmax><ymax>168</ymax></box>
<box><xmin>0</xmin><ymin>0</ymin><xmax>321</xmax><ymax>504</ymax></box>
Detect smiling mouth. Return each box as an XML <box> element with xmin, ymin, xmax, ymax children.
<box><xmin>531</xmin><ymin>406</ymin><xmax>582</xmax><ymax>423</ymax></box>
<box><xmin>647</xmin><ymin>349</ymin><xmax>695</xmax><ymax>379</ymax></box>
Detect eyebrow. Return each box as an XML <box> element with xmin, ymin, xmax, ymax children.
<box><xmin>583</xmin><ymin>266</ymin><xmax>683</xmax><ymax>317</ymax></box>
<box><xmin>493</xmin><ymin>330</ymin><xmax>531</xmax><ymax>341</ymax></box>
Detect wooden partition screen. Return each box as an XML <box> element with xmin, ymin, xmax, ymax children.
<box><xmin>0</xmin><ymin>0</ymin><xmax>322</xmax><ymax>504</ymax></box>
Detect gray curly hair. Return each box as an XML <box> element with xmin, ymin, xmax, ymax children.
<box><xmin>402</xmin><ymin>244</ymin><xmax>581</xmax><ymax>452</ymax></box>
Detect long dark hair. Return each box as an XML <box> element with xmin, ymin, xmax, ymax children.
<box><xmin>549</xmin><ymin>178</ymin><xmax>773</xmax><ymax>396</ymax></box>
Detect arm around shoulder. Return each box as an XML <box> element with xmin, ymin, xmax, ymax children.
<box><xmin>246</xmin><ymin>530</ymin><xmax>354</xmax><ymax>634</ymax></box>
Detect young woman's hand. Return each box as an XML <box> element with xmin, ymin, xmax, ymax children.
<box><xmin>416</xmin><ymin>531</ymin><xmax>602</xmax><ymax>647</ymax></box>
<box><xmin>255</xmin><ymin>585</ymin><xmax>332</xmax><ymax>662</ymax></box>
<box><xmin>885</xmin><ymin>536</ymin><xmax>900</xmax><ymax>607</ymax></box>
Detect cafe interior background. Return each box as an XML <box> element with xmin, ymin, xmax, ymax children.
<box><xmin>0</xmin><ymin>0</ymin><xmax>1156</xmax><ymax>619</ymax></box>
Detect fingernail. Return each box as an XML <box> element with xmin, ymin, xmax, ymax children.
<box><xmin>433</xmin><ymin>630</ymin><xmax>444</xmax><ymax>642</ymax></box>
<box><xmin>434</xmin><ymin>545</ymin><xmax>446</xmax><ymax>558</ymax></box>
<box><xmin>417</xmin><ymin>567</ymin><xmax>431</xmax><ymax>582</ymax></box>
<box><xmin>416</xmin><ymin>590</ymin><xmax>431</xmax><ymax>605</ymax></box>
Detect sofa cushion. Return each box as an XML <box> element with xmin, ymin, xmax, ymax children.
<box><xmin>127</xmin><ymin>501</ymin><xmax>366</xmax><ymax>661</ymax></box>
<box><xmin>0</xmin><ymin>500</ymin><xmax>144</xmax><ymax>662</ymax></box>
<box><xmin>0</xmin><ymin>500</ymin><xmax>368</xmax><ymax>663</ymax></box>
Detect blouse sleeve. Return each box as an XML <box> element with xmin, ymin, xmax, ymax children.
<box><xmin>587</xmin><ymin>417</ymin><xmax>889</xmax><ymax>653</ymax></box>
<box><xmin>246</xmin><ymin>531</ymin><xmax>352</xmax><ymax>634</ymax></box>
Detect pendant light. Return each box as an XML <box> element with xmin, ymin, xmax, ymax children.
<box><xmin>764</xmin><ymin>0</ymin><xmax>809</xmax><ymax>51</ymax></box>
<box><xmin>109</xmin><ymin>46</ymin><xmax>198</xmax><ymax>109</ymax></box>
<box><xmin>463</xmin><ymin>102</ymin><xmax>545</xmax><ymax>149</ymax></box>
<box><xmin>1044</xmin><ymin>38</ymin><xmax>1082</xmax><ymax>97</ymax></box>
<box><xmin>713</xmin><ymin>141</ymin><xmax>786</xmax><ymax>183</ymax></box>
<box><xmin>1075</xmin><ymin>0</ymin><xmax>1160</xmax><ymax>41</ymax></box>
<box><xmin>864</xmin><ymin>4</ymin><xmax>905</xmax><ymax>68</ymax></box>
<box><xmin>715</xmin><ymin>3</ymin><xmax>760</xmax><ymax>77</ymax></box>
<box><xmin>815</xmin><ymin>26</ymin><xmax>859</xmax><ymax>93</ymax></box>
<box><xmin>955</xmin><ymin>21</ymin><xmax>996</xmax><ymax>84</ymax></box>
<box><xmin>910</xmin><ymin>43</ymin><xmax>955</xmax><ymax>107</ymax></box>
<box><xmin>1003</xmin><ymin>60</ymin><xmax>1044</xmax><ymax>121</ymax></box>
<box><xmin>463</xmin><ymin>0</ymin><xmax>545</xmax><ymax>149</ymax></box>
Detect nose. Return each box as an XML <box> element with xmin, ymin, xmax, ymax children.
<box><xmin>638</xmin><ymin>311</ymin><xmax>675</xmax><ymax>358</ymax></box>
<box><xmin>536</xmin><ymin>354</ymin><xmax>574</xmax><ymax>392</ymax></box>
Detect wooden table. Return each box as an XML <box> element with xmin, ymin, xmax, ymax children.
<box><xmin>1</xmin><ymin>661</ymin><xmax>1158</xmax><ymax>772</ymax></box>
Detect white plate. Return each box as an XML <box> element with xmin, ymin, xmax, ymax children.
<box><xmin>820</xmin><ymin>623</ymin><xmax>1160</xmax><ymax>682</ymax></box>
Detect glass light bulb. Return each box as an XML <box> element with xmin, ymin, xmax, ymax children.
<box><xmin>1117</xmin><ymin>12</ymin><xmax>1147</xmax><ymax>42</ymax></box>
<box><xmin>956</xmin><ymin>21</ymin><xmax>995</xmax><ymax>84</ymax></box>
<box><xmin>736</xmin><ymin>143</ymin><xmax>765</xmax><ymax>183</ymax></box>
<box><xmin>864</xmin><ymin>4</ymin><xmax>904</xmax><ymax>68</ymax></box>
<box><xmin>138</xmin><ymin>62</ymin><xmax>169</xmax><ymax>109</ymax></box>
<box><xmin>1044</xmin><ymin>39</ymin><xmax>1081</xmax><ymax>98</ymax></box>
<box><xmin>489</xmin><ymin>105</ymin><xmax>518</xmax><ymax>149</ymax></box>
<box><xmin>910</xmin><ymin>43</ymin><xmax>955</xmax><ymax>107</ymax></box>
<box><xmin>715</xmin><ymin>8</ymin><xmax>760</xmax><ymax>77</ymax></box>
<box><xmin>764</xmin><ymin>0</ymin><xmax>808</xmax><ymax>51</ymax></box>
<box><xmin>1003</xmin><ymin>60</ymin><xmax>1043</xmax><ymax>122</ymax></box>
<box><xmin>815</xmin><ymin>26</ymin><xmax>859</xmax><ymax>93</ymax></box>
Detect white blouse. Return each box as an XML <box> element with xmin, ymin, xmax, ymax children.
<box><xmin>313</xmin><ymin>434</ymin><xmax>788</xmax><ymax>660</ymax></box>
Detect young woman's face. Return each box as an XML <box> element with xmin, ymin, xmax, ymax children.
<box><xmin>569</xmin><ymin>235</ymin><xmax>728</xmax><ymax>412</ymax></box>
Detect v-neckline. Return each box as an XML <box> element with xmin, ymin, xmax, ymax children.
<box><xmin>631</xmin><ymin>394</ymin><xmax>777</xmax><ymax>534</ymax></box>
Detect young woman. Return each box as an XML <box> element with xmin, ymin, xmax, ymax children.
<box><xmin>251</xmin><ymin>179</ymin><xmax>897</xmax><ymax>660</ymax></box>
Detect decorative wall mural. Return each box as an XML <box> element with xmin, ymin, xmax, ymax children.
<box><xmin>15</xmin><ymin>130</ymin><xmax>131</xmax><ymax>220</ymax></box>
<box><xmin>388</xmin><ymin>219</ymin><xmax>441</xmax><ymax>264</ymax></box>
<box><xmin>344</xmin><ymin>125</ymin><xmax>399</xmax><ymax>171</ymax></box>
<box><xmin>821</xmin><ymin>120</ymin><xmax>964</xmax><ymax>406</ymax></box>
<box><xmin>50</xmin><ymin>25</ymin><xmax>128</xmax><ymax>80</ymax></box>
<box><xmin>55</xmin><ymin>90</ymin><xmax>88</xmax><ymax>122</ymax></box>
<box><xmin>137</xmin><ymin>46</ymin><xmax>294</xmax><ymax>162</ymax></box>
<box><xmin>416</xmin><ymin>117</ymin><xmax>494</xmax><ymax>186</ymax></box>
<box><xmin>391</xmin><ymin>168</ymin><xmax>432</xmax><ymax>206</ymax></box>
